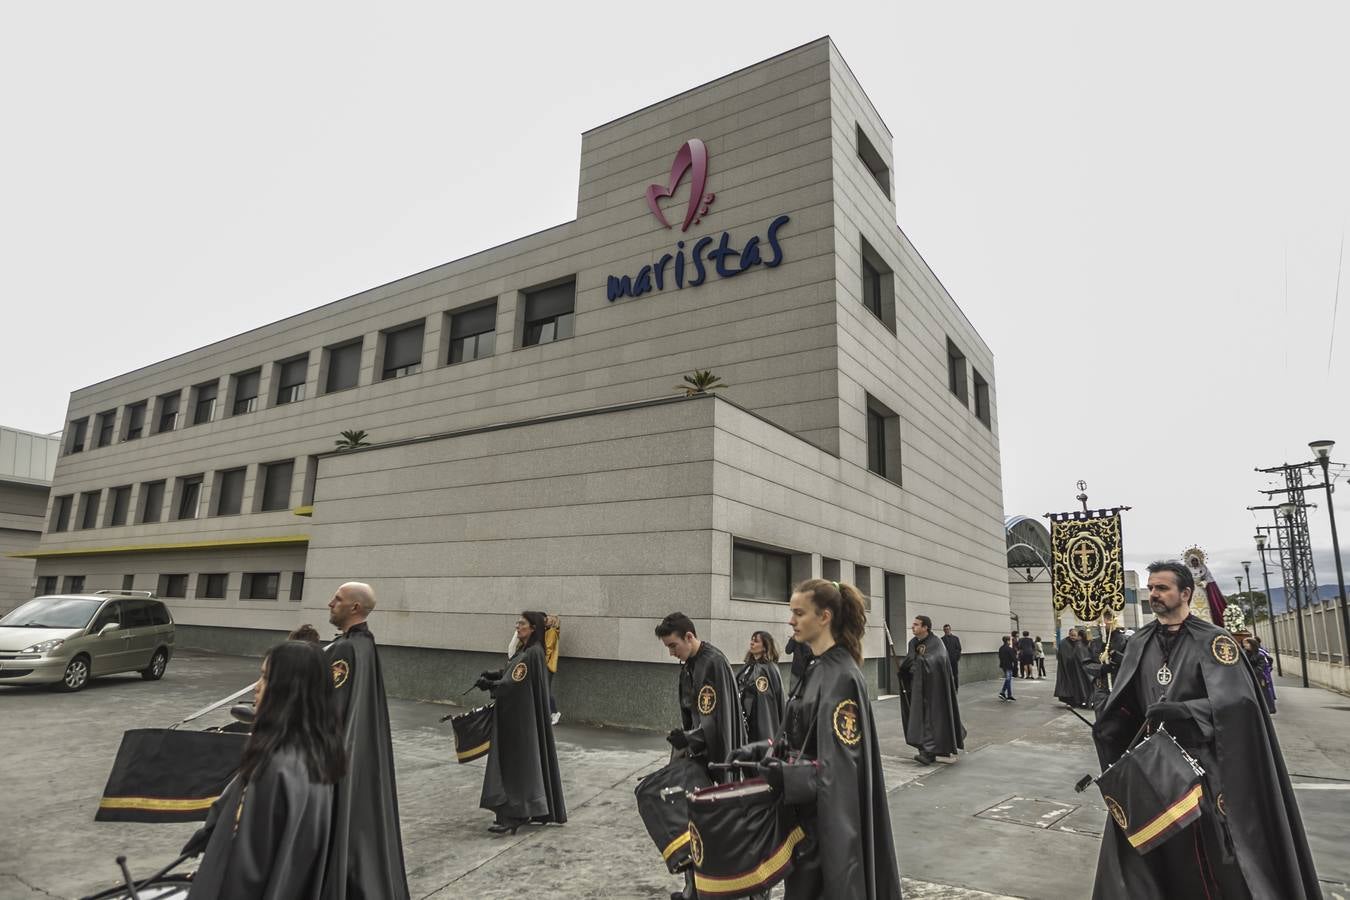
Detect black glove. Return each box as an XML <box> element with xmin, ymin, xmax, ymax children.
<box><xmin>181</xmin><ymin>826</ymin><xmax>211</xmax><ymax>857</ymax></box>
<box><xmin>757</xmin><ymin>757</ymin><xmax>785</xmax><ymax>792</ymax></box>
<box><xmin>666</xmin><ymin>728</ymin><xmax>689</xmax><ymax>750</ymax></box>
<box><xmin>1146</xmin><ymin>700</ymin><xmax>1190</xmax><ymax>722</ymax></box>
<box><xmin>728</xmin><ymin>740</ymin><xmax>774</xmax><ymax>764</ymax></box>
<box><xmin>475</xmin><ymin>676</ymin><xmax>495</xmax><ymax>691</ymax></box>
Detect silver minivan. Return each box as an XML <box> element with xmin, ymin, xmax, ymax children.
<box><xmin>0</xmin><ymin>591</ymin><xmax>175</xmax><ymax>691</ymax></box>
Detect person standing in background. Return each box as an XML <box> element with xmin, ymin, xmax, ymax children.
<box><xmin>737</xmin><ymin>630</ymin><xmax>785</xmax><ymax>743</ymax></box>
<box><xmin>544</xmin><ymin>615</ymin><xmax>562</xmax><ymax>725</ymax></box>
<box><xmin>1034</xmin><ymin>637</ymin><xmax>1047</xmax><ymax>678</ymax></box>
<box><xmin>997</xmin><ymin>635</ymin><xmax>1017</xmax><ymax>701</ymax></box>
<box><xmin>940</xmin><ymin>624</ymin><xmax>963</xmax><ymax>691</ymax></box>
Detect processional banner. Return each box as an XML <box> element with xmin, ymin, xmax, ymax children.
<box><xmin>1049</xmin><ymin>511</ymin><xmax>1126</xmax><ymax>620</ymax></box>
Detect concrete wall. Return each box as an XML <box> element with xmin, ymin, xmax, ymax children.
<box><xmin>1</xmin><ymin>480</ymin><xmax>51</xmax><ymax>611</ymax></box>
<box><xmin>1008</xmin><ymin>573</ymin><xmax>1057</xmax><ymax>644</ymax></box>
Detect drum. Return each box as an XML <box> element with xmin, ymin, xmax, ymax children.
<box><xmin>1093</xmin><ymin>726</ymin><xmax>1207</xmax><ymax>854</ymax></box>
<box><xmin>634</xmin><ymin>758</ymin><xmax>712</xmax><ymax>873</ymax></box>
<box><xmin>451</xmin><ymin>703</ymin><xmax>494</xmax><ymax>763</ymax></box>
<box><xmin>96</xmin><ymin>728</ymin><xmax>246</xmax><ymax>823</ymax></box>
<box><xmin>82</xmin><ymin>876</ymin><xmax>192</xmax><ymax>900</ymax></box>
<box><xmin>686</xmin><ymin>777</ymin><xmax>805</xmax><ymax>897</ymax></box>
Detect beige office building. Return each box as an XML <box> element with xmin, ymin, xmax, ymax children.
<box><xmin>24</xmin><ymin>39</ymin><xmax>1008</xmax><ymax>725</ymax></box>
<box><xmin>1</xmin><ymin>426</ymin><xmax>61</xmax><ymax>613</ymax></box>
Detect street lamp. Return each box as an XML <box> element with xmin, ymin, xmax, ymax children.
<box><xmin>1278</xmin><ymin>502</ymin><xmax>1311</xmax><ymax>687</ymax></box>
<box><xmin>1241</xmin><ymin>560</ymin><xmax>1254</xmax><ymax>639</ymax></box>
<box><xmin>1309</xmin><ymin>439</ymin><xmax>1349</xmax><ymax>666</ymax></box>
<box><xmin>1255</xmin><ymin>533</ymin><xmax>1283</xmax><ymax>675</ymax></box>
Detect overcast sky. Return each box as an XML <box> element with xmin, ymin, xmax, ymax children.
<box><xmin>2</xmin><ymin>2</ymin><xmax>1346</xmax><ymax>594</ymax></box>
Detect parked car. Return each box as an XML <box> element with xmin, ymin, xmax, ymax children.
<box><xmin>0</xmin><ymin>591</ymin><xmax>175</xmax><ymax>691</ymax></box>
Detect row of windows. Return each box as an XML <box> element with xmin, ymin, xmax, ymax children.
<box><xmin>731</xmin><ymin>540</ymin><xmax>887</xmax><ymax>609</ymax></box>
<box><xmin>64</xmin><ymin>281</ymin><xmax>578</xmax><ymax>455</ymax></box>
<box><xmin>49</xmin><ymin>457</ymin><xmax>305</xmax><ymax>532</ymax></box>
<box><xmin>36</xmin><ymin>571</ymin><xmax>304</xmax><ymax>602</ymax></box>
<box><xmin>945</xmin><ymin>339</ymin><xmax>992</xmax><ymax>427</ymax></box>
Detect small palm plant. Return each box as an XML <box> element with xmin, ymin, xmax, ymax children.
<box><xmin>676</xmin><ymin>369</ymin><xmax>726</xmax><ymax>397</ymax></box>
<box><xmin>335</xmin><ymin>429</ymin><xmax>370</xmax><ymax>451</ymax></box>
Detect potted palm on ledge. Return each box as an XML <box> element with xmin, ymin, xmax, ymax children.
<box><xmin>676</xmin><ymin>370</ymin><xmax>726</xmax><ymax>397</ymax></box>
<box><xmin>335</xmin><ymin>429</ymin><xmax>370</xmax><ymax>451</ymax></box>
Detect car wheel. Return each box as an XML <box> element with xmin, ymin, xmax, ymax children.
<box><xmin>141</xmin><ymin>648</ymin><xmax>168</xmax><ymax>681</ymax></box>
<box><xmin>58</xmin><ymin>655</ymin><xmax>90</xmax><ymax>692</ymax></box>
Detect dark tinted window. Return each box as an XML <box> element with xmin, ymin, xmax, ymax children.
<box><xmin>123</xmin><ymin>599</ymin><xmax>153</xmax><ymax>627</ymax></box>
<box><xmin>79</xmin><ymin>491</ymin><xmax>101</xmax><ymax>530</ymax></box>
<box><xmin>68</xmin><ymin>418</ymin><xmax>88</xmax><ymax>453</ymax></box>
<box><xmin>95</xmin><ymin>411</ymin><xmax>117</xmax><ymax>448</ymax></box>
<box><xmin>124</xmin><ymin>402</ymin><xmax>147</xmax><ymax>440</ymax></box>
<box><xmin>36</xmin><ymin>575</ymin><xmax>58</xmax><ymax>595</ymax></box>
<box><xmin>52</xmin><ymin>495</ymin><xmax>72</xmax><ymax>532</ymax></box>
<box><xmin>156</xmin><ymin>391</ymin><xmax>181</xmax><ymax>433</ymax></box>
<box><xmin>88</xmin><ymin>601</ymin><xmax>122</xmax><ymax>633</ymax></box>
<box><xmin>276</xmin><ymin>356</ymin><xmax>309</xmax><ymax>405</ymax></box>
<box><xmin>242</xmin><ymin>572</ymin><xmax>280</xmax><ymax>600</ymax></box>
<box><xmin>141</xmin><ymin>480</ymin><xmax>166</xmax><ymax>524</ymax></box>
<box><xmin>202</xmin><ymin>573</ymin><xmax>228</xmax><ymax>599</ymax></box>
<box><xmin>448</xmin><ymin>303</ymin><xmax>497</xmax><ymax>364</ymax></box>
<box><xmin>109</xmin><ymin>486</ymin><xmax>132</xmax><ymax>526</ymax></box>
<box><xmin>522</xmin><ymin>281</ymin><xmax>575</xmax><ymax>347</ymax></box>
<box><xmin>732</xmin><ymin>543</ymin><xmax>791</xmax><ymax>603</ymax></box>
<box><xmin>382</xmin><ymin>322</ymin><xmax>425</xmax><ymax>379</ymax></box>
<box><xmin>232</xmin><ymin>369</ymin><xmax>261</xmax><ymax>415</ymax></box>
<box><xmin>193</xmin><ymin>381</ymin><xmax>218</xmax><ymax>425</ymax></box>
<box><xmin>326</xmin><ymin>340</ymin><xmax>363</xmax><ymax>393</ymax></box>
<box><xmin>177</xmin><ymin>475</ymin><xmax>204</xmax><ymax>520</ymax></box>
<box><xmin>215</xmin><ymin>468</ymin><xmax>246</xmax><ymax>516</ymax></box>
<box><xmin>260</xmin><ymin>460</ymin><xmax>294</xmax><ymax>511</ymax></box>
<box><xmin>148</xmin><ymin>601</ymin><xmax>172</xmax><ymax>626</ymax></box>
<box><xmin>158</xmin><ymin>574</ymin><xmax>188</xmax><ymax>599</ymax></box>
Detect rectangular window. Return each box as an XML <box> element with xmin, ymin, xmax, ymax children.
<box><xmin>155</xmin><ymin>391</ymin><xmax>181</xmax><ymax>434</ymax></box>
<box><xmin>260</xmin><ymin>460</ymin><xmax>294</xmax><ymax>511</ymax></box>
<box><xmin>732</xmin><ymin>542</ymin><xmax>792</xmax><ymax>602</ymax></box>
<box><xmin>867</xmin><ymin>408</ymin><xmax>887</xmax><ymax>476</ymax></box>
<box><xmin>381</xmin><ymin>321</ymin><xmax>425</xmax><ymax>380</ymax></box>
<box><xmin>325</xmin><ymin>340</ymin><xmax>363</xmax><ymax>393</ymax></box>
<box><xmin>215</xmin><ymin>467</ymin><xmax>246</xmax><ymax>516</ymax></box>
<box><xmin>202</xmin><ymin>573</ymin><xmax>228</xmax><ymax>599</ymax></box>
<box><xmin>191</xmin><ymin>381</ymin><xmax>218</xmax><ymax>425</ymax></box>
<box><xmin>51</xmin><ymin>495</ymin><xmax>72</xmax><ymax>532</ymax></box>
<box><xmin>62</xmin><ymin>575</ymin><xmax>85</xmax><ymax>594</ymax></box>
<box><xmin>522</xmin><ymin>281</ymin><xmax>575</xmax><ymax>347</ymax></box>
<box><xmin>947</xmin><ymin>338</ymin><xmax>969</xmax><ymax>405</ymax></box>
<box><xmin>140</xmin><ymin>480</ymin><xmax>166</xmax><ymax>524</ymax></box>
<box><xmin>290</xmin><ymin>571</ymin><xmax>305</xmax><ymax>603</ymax></box>
<box><xmin>242</xmin><ymin>572</ymin><xmax>280</xmax><ymax>600</ymax></box>
<box><xmin>37</xmin><ymin>575</ymin><xmax>57</xmax><ymax>595</ymax></box>
<box><xmin>231</xmin><ymin>369</ymin><xmax>261</xmax><ymax>415</ymax></box>
<box><xmin>859</xmin><ymin>238</ymin><xmax>895</xmax><ymax>331</ymax></box>
<box><xmin>95</xmin><ymin>410</ymin><xmax>117</xmax><ymax>448</ymax></box>
<box><xmin>78</xmin><ymin>491</ymin><xmax>101</xmax><ymax>530</ymax></box>
<box><xmin>176</xmin><ymin>475</ymin><xmax>204</xmax><ymax>520</ymax></box>
<box><xmin>856</xmin><ymin>124</ymin><xmax>891</xmax><ymax>199</ymax></box>
<box><xmin>107</xmin><ymin>485</ymin><xmax>132</xmax><ymax>526</ymax></box>
<box><xmin>158</xmin><ymin>574</ymin><xmax>188</xmax><ymax>599</ymax></box>
<box><xmin>973</xmin><ymin>369</ymin><xmax>992</xmax><ymax>427</ymax></box>
<box><xmin>301</xmin><ymin>455</ymin><xmax>319</xmax><ymax>506</ymax></box>
<box><xmin>447</xmin><ymin>302</ymin><xmax>497</xmax><ymax>364</ymax></box>
<box><xmin>862</xmin><ymin>258</ymin><xmax>882</xmax><ymax>319</ymax></box>
<box><xmin>865</xmin><ymin>394</ymin><xmax>902</xmax><ymax>483</ymax></box>
<box><xmin>67</xmin><ymin>418</ymin><xmax>88</xmax><ymax>454</ymax></box>
<box><xmin>275</xmin><ymin>356</ymin><xmax>309</xmax><ymax>405</ymax></box>
<box><xmin>124</xmin><ymin>402</ymin><xmax>147</xmax><ymax>440</ymax></box>
<box><xmin>121</xmin><ymin>574</ymin><xmax>135</xmax><ymax>592</ymax></box>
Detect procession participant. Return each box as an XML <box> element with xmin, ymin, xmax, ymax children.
<box><xmin>940</xmin><ymin>624</ymin><xmax>963</xmax><ymax>690</ymax></box>
<box><xmin>1091</xmin><ymin>561</ymin><xmax>1321</xmax><ymax>899</ymax></box>
<box><xmin>1054</xmin><ymin>628</ymin><xmax>1093</xmax><ymax>708</ymax></box>
<box><xmin>737</xmin><ymin>630</ymin><xmax>785</xmax><ymax>743</ymax></box>
<box><xmin>733</xmin><ymin>579</ymin><xmax>902</xmax><ymax>900</ymax></box>
<box><xmin>655</xmin><ymin>612</ymin><xmax>745</xmax><ymax>900</ymax></box>
<box><xmin>185</xmin><ymin>640</ymin><xmax>345</xmax><ymax>900</ymax></box>
<box><xmin>1245</xmin><ymin>635</ymin><xmax>1277</xmax><ymax>714</ymax></box>
<box><xmin>1085</xmin><ymin>610</ymin><xmax>1128</xmax><ymax>710</ymax></box>
<box><xmin>899</xmin><ymin>614</ymin><xmax>965</xmax><ymax>765</ymax></box>
<box><xmin>323</xmin><ymin>581</ymin><xmax>410</xmax><ymax>900</ymax></box>
<box><xmin>474</xmin><ymin>610</ymin><xmax>567</xmax><ymax>833</ymax></box>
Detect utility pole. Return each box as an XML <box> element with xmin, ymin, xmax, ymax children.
<box><xmin>1255</xmin><ymin>532</ymin><xmax>1282</xmax><ymax>675</ymax></box>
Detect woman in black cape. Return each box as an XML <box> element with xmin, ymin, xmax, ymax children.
<box><xmin>475</xmin><ymin>610</ymin><xmax>568</xmax><ymax>833</ymax></box>
<box><xmin>737</xmin><ymin>630</ymin><xmax>785</xmax><ymax>743</ymax></box>
<box><xmin>186</xmin><ymin>640</ymin><xmax>346</xmax><ymax>900</ymax></box>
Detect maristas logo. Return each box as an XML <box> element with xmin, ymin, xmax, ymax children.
<box><xmin>646</xmin><ymin>138</ymin><xmax>715</xmax><ymax>232</ymax></box>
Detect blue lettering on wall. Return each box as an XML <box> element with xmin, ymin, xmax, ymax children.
<box><xmin>606</xmin><ymin>214</ymin><xmax>790</xmax><ymax>303</ymax></box>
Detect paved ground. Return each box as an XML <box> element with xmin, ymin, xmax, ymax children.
<box><xmin>0</xmin><ymin>651</ymin><xmax>1346</xmax><ymax>899</ymax></box>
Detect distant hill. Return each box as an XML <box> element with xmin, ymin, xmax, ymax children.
<box><xmin>1256</xmin><ymin>584</ymin><xmax>1344</xmax><ymax>614</ymax></box>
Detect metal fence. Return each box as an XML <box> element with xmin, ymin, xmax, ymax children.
<box><xmin>1271</xmin><ymin>596</ymin><xmax>1346</xmax><ymax>667</ymax></box>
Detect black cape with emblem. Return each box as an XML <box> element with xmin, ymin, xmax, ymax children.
<box><xmin>1085</xmin><ymin>627</ymin><xmax>1129</xmax><ymax>710</ymax></box>
<box><xmin>323</xmin><ymin>622</ymin><xmax>410</xmax><ymax>900</ymax></box>
<box><xmin>186</xmin><ymin>749</ymin><xmax>334</xmax><ymax>900</ymax></box>
<box><xmin>899</xmin><ymin>631</ymin><xmax>965</xmax><ymax>757</ymax></box>
<box><xmin>1054</xmin><ymin>636</ymin><xmax>1093</xmax><ymax>707</ymax></box>
<box><xmin>479</xmin><ymin>642</ymin><xmax>567</xmax><ymax>823</ymax></box>
<box><xmin>1091</xmin><ymin>614</ymin><xmax>1321</xmax><ymax>900</ymax></box>
<box><xmin>677</xmin><ymin>641</ymin><xmax>746</xmax><ymax>781</ymax></box>
<box><xmin>778</xmin><ymin>644</ymin><xmax>903</xmax><ymax>900</ymax></box>
<box><xmin>737</xmin><ymin>657</ymin><xmax>785</xmax><ymax>744</ymax></box>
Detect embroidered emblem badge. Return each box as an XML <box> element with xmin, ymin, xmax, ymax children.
<box><xmin>755</xmin><ymin>675</ymin><xmax>770</xmax><ymax>694</ymax></box>
<box><xmin>330</xmin><ymin>659</ymin><xmax>349</xmax><ymax>689</ymax></box>
<box><xmin>511</xmin><ymin>662</ymin><xmax>528</xmax><ymax>682</ymax></box>
<box><xmin>697</xmin><ymin>684</ymin><xmax>717</xmax><ymax>715</ymax></box>
<box><xmin>833</xmin><ymin>699</ymin><xmax>862</xmax><ymax>746</ymax></box>
<box><xmin>1211</xmin><ymin>635</ymin><xmax>1240</xmax><ymax>666</ymax></box>
<box><xmin>917</xmin><ymin>643</ymin><xmax>927</xmax><ymax>656</ymax></box>
<box><xmin>689</xmin><ymin>822</ymin><xmax>704</xmax><ymax>867</ymax></box>
<box><xmin>1105</xmin><ymin>796</ymin><xmax>1129</xmax><ymax>830</ymax></box>
<box><xmin>1216</xmin><ymin>793</ymin><xmax>1227</xmax><ymax>816</ymax></box>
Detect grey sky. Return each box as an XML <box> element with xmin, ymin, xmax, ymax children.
<box><xmin>2</xmin><ymin>2</ymin><xmax>1346</xmax><ymax>593</ymax></box>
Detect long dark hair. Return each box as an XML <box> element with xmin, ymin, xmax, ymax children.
<box><xmin>744</xmin><ymin>630</ymin><xmax>779</xmax><ymax>664</ymax></box>
<box><xmin>794</xmin><ymin>579</ymin><xmax>866</xmax><ymax>665</ymax></box>
<box><xmin>239</xmin><ymin>641</ymin><xmax>347</xmax><ymax>785</ymax></box>
<box><xmin>520</xmin><ymin>610</ymin><xmax>548</xmax><ymax>650</ymax></box>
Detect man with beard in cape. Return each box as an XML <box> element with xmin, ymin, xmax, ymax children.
<box><xmin>1055</xmin><ymin>627</ymin><xmax>1093</xmax><ymax>708</ymax></box>
<box><xmin>655</xmin><ymin>612</ymin><xmax>746</xmax><ymax>900</ymax></box>
<box><xmin>1091</xmin><ymin>561</ymin><xmax>1321</xmax><ymax>899</ymax></box>
<box><xmin>323</xmin><ymin>582</ymin><xmax>410</xmax><ymax>900</ymax></box>
<box><xmin>899</xmin><ymin>614</ymin><xmax>965</xmax><ymax>765</ymax></box>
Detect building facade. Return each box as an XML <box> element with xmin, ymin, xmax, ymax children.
<box><xmin>24</xmin><ymin>39</ymin><xmax>1007</xmax><ymax>725</ymax></box>
<box><xmin>1</xmin><ymin>426</ymin><xmax>60</xmax><ymax>613</ymax></box>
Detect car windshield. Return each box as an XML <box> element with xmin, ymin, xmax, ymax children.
<box><xmin>0</xmin><ymin>597</ymin><xmax>103</xmax><ymax>628</ymax></box>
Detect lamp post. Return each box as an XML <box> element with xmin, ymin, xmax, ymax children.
<box><xmin>1279</xmin><ymin>502</ymin><xmax>1311</xmax><ymax>687</ymax></box>
<box><xmin>1241</xmin><ymin>560</ymin><xmax>1254</xmax><ymax>639</ymax></box>
<box><xmin>1255</xmin><ymin>533</ymin><xmax>1282</xmax><ymax>676</ymax></box>
<box><xmin>1235</xmin><ymin>574</ymin><xmax>1245</xmax><ymax>629</ymax></box>
<box><xmin>1309</xmin><ymin>439</ymin><xmax>1349</xmax><ymax>667</ymax></box>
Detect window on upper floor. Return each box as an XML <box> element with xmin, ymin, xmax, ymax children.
<box><xmin>973</xmin><ymin>368</ymin><xmax>992</xmax><ymax>428</ymax></box>
<box><xmin>51</xmin><ymin>495</ymin><xmax>72</xmax><ymax>532</ymax></box>
<box><xmin>214</xmin><ymin>467</ymin><xmax>246</xmax><ymax>516</ymax></box>
<box><xmin>121</xmin><ymin>574</ymin><xmax>135</xmax><ymax>591</ymax></box>
<box><xmin>94</xmin><ymin>410</ymin><xmax>116</xmax><ymax>448</ymax></box>
<box><xmin>856</xmin><ymin>125</ymin><xmax>891</xmax><ymax>199</ymax></box>
<box><xmin>859</xmin><ymin>237</ymin><xmax>896</xmax><ymax>332</ymax></box>
<box><xmin>155</xmin><ymin>391</ymin><xmax>181</xmax><ymax>434</ymax></box>
<box><xmin>139</xmin><ymin>480</ymin><xmax>166</xmax><ymax>524</ymax></box>
<box><xmin>78</xmin><ymin>491</ymin><xmax>101</xmax><ymax>530</ymax></box>
<box><xmin>175</xmin><ymin>474</ymin><xmax>204</xmax><ymax>520</ymax></box>
<box><xmin>947</xmin><ymin>338</ymin><xmax>969</xmax><ymax>405</ymax></box>
<box><xmin>380</xmin><ymin>321</ymin><xmax>425</xmax><ymax>380</ymax></box>
<box><xmin>290</xmin><ymin>571</ymin><xmax>305</xmax><ymax>603</ymax></box>
<box><xmin>67</xmin><ymin>418</ymin><xmax>88</xmax><ymax>454</ymax></box>
<box><xmin>522</xmin><ymin>281</ymin><xmax>575</xmax><ymax>347</ymax></box>
<box><xmin>231</xmin><ymin>368</ymin><xmax>261</xmax><ymax>416</ymax></box>
<box><xmin>107</xmin><ymin>485</ymin><xmax>131</xmax><ymax>527</ymax></box>
<box><xmin>447</xmin><ymin>302</ymin><xmax>497</xmax><ymax>364</ymax></box>
<box><xmin>191</xmin><ymin>381</ymin><xmax>218</xmax><ymax>425</ymax></box>
<box><xmin>324</xmin><ymin>339</ymin><xmax>363</xmax><ymax>394</ymax></box>
<box><xmin>275</xmin><ymin>356</ymin><xmax>309</xmax><ymax>406</ymax></box>
<box><xmin>123</xmin><ymin>402</ymin><xmax>147</xmax><ymax>441</ymax></box>
<box><xmin>732</xmin><ymin>541</ymin><xmax>792</xmax><ymax>603</ymax></box>
<box><xmin>259</xmin><ymin>459</ymin><xmax>294</xmax><ymax>512</ymax></box>
<box><xmin>865</xmin><ymin>394</ymin><xmax>902</xmax><ymax>484</ymax></box>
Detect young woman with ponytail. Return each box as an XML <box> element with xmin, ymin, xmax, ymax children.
<box><xmin>731</xmin><ymin>579</ymin><xmax>902</xmax><ymax>899</ymax></box>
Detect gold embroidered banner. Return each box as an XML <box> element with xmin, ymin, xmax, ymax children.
<box><xmin>1050</xmin><ymin>512</ymin><xmax>1125</xmax><ymax>620</ymax></box>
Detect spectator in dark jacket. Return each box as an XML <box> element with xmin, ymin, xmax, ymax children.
<box><xmin>1017</xmin><ymin>631</ymin><xmax>1036</xmax><ymax>678</ymax></box>
<box><xmin>998</xmin><ymin>636</ymin><xmax>1018</xmax><ymax>701</ymax></box>
<box><xmin>940</xmin><ymin>624</ymin><xmax>963</xmax><ymax>691</ymax></box>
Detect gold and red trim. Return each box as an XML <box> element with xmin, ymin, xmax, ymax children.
<box><xmin>662</xmin><ymin>830</ymin><xmax>691</xmax><ymax>861</ymax></box>
<box><xmin>456</xmin><ymin>741</ymin><xmax>490</xmax><ymax>763</ymax></box>
<box><xmin>693</xmin><ymin>825</ymin><xmax>806</xmax><ymax>896</ymax></box>
<box><xmin>98</xmin><ymin>795</ymin><xmax>219</xmax><ymax>812</ymax></box>
<box><xmin>1127</xmin><ymin>784</ymin><xmax>1204</xmax><ymax>851</ymax></box>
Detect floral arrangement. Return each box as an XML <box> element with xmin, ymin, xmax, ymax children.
<box><xmin>1223</xmin><ymin>603</ymin><xmax>1246</xmax><ymax>633</ymax></box>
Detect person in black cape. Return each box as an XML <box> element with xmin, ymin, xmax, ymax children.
<box><xmin>185</xmin><ymin>640</ymin><xmax>345</xmax><ymax>899</ymax></box>
<box><xmin>1084</xmin><ymin>610</ymin><xmax>1128</xmax><ymax>711</ymax></box>
<box><xmin>940</xmin><ymin>624</ymin><xmax>962</xmax><ymax>690</ymax></box>
<box><xmin>323</xmin><ymin>582</ymin><xmax>410</xmax><ymax>900</ymax></box>
<box><xmin>474</xmin><ymin>610</ymin><xmax>567</xmax><ymax>833</ymax></box>
<box><xmin>1054</xmin><ymin>627</ymin><xmax>1093</xmax><ymax>708</ymax></box>
<box><xmin>900</xmin><ymin>614</ymin><xmax>966</xmax><ymax>765</ymax></box>
<box><xmin>737</xmin><ymin>630</ymin><xmax>785</xmax><ymax>743</ymax></box>
<box><xmin>1091</xmin><ymin>561</ymin><xmax>1321</xmax><ymax>900</ymax></box>
<box><xmin>733</xmin><ymin>579</ymin><xmax>903</xmax><ymax>900</ymax></box>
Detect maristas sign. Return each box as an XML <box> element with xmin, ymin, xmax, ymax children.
<box><xmin>607</xmin><ymin>139</ymin><xmax>789</xmax><ymax>303</ymax></box>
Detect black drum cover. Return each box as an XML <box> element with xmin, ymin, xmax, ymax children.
<box><xmin>687</xmin><ymin>777</ymin><xmax>805</xmax><ymax>897</ymax></box>
<box><xmin>1094</xmin><ymin>726</ymin><xmax>1207</xmax><ymax>854</ymax></box>
<box><xmin>95</xmin><ymin>728</ymin><xmax>247</xmax><ymax>824</ymax></box>
<box><xmin>634</xmin><ymin>758</ymin><xmax>713</xmax><ymax>873</ymax></box>
<box><xmin>451</xmin><ymin>703</ymin><xmax>494</xmax><ymax>764</ymax></box>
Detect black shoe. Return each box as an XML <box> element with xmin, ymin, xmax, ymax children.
<box><xmin>997</xmin><ymin>693</ymin><xmax>1007</xmax><ymax>701</ymax></box>
<box><xmin>1007</xmin><ymin>695</ymin><xmax>1016</xmax><ymax>701</ymax></box>
<box><xmin>488</xmin><ymin>817</ymin><xmax>525</xmax><ymax>835</ymax></box>
<box><xmin>913</xmin><ymin>752</ymin><xmax>936</xmax><ymax>765</ymax></box>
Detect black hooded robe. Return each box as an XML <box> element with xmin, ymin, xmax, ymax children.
<box><xmin>1085</xmin><ymin>627</ymin><xmax>1129</xmax><ymax>711</ymax></box>
<box><xmin>778</xmin><ymin>645</ymin><xmax>903</xmax><ymax>900</ymax></box>
<box><xmin>677</xmin><ymin>641</ymin><xmax>746</xmax><ymax>783</ymax></box>
<box><xmin>323</xmin><ymin>622</ymin><xmax>410</xmax><ymax>900</ymax></box>
<box><xmin>1091</xmin><ymin>615</ymin><xmax>1321</xmax><ymax>900</ymax></box>
<box><xmin>187</xmin><ymin>749</ymin><xmax>333</xmax><ymax>900</ymax></box>
<box><xmin>899</xmin><ymin>632</ymin><xmax>965</xmax><ymax>758</ymax></box>
<box><xmin>940</xmin><ymin>632</ymin><xmax>962</xmax><ymax>689</ymax></box>
<box><xmin>479</xmin><ymin>642</ymin><xmax>568</xmax><ymax>824</ymax></box>
<box><xmin>737</xmin><ymin>657</ymin><xmax>785</xmax><ymax>744</ymax></box>
<box><xmin>1054</xmin><ymin>636</ymin><xmax>1093</xmax><ymax>707</ymax></box>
